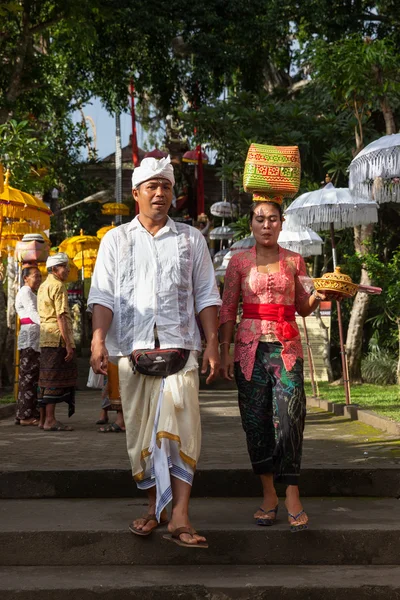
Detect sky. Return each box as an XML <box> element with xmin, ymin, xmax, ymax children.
<box><xmin>72</xmin><ymin>97</ymin><xmax>147</xmax><ymax>160</ymax></box>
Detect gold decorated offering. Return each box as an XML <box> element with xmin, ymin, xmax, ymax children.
<box><xmin>313</xmin><ymin>267</ymin><xmax>359</xmax><ymax>298</ymax></box>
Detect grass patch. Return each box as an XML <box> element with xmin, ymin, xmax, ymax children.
<box><xmin>0</xmin><ymin>394</ymin><xmax>14</xmax><ymax>405</ymax></box>
<box><xmin>305</xmin><ymin>381</ymin><xmax>400</xmax><ymax>422</ymax></box>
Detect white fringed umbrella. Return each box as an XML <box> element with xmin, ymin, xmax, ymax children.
<box><xmin>230</xmin><ymin>235</ymin><xmax>255</xmax><ymax>250</ymax></box>
<box><xmin>285</xmin><ymin>183</ymin><xmax>379</xmax><ymax>405</ymax></box>
<box><xmin>278</xmin><ymin>221</ymin><xmax>323</xmax><ymax>256</ymax></box>
<box><xmin>285</xmin><ymin>183</ymin><xmax>378</xmax><ymax>231</ymax></box>
<box><xmin>349</xmin><ymin>133</ymin><xmax>400</xmax><ymax>204</ymax></box>
<box><xmin>209</xmin><ymin>225</ymin><xmax>234</xmax><ymax>240</ymax></box>
<box><xmin>213</xmin><ymin>248</ymin><xmax>230</xmax><ymax>266</ymax></box>
<box><xmin>210</xmin><ymin>201</ymin><xmax>237</xmax><ymax>218</ymax></box>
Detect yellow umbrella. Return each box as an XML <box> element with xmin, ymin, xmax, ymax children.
<box><xmin>101</xmin><ymin>202</ymin><xmax>130</xmax><ymax>216</ymax></box>
<box><xmin>59</xmin><ymin>229</ymin><xmax>100</xmax><ymax>259</ymax></box>
<box><xmin>73</xmin><ymin>248</ymin><xmax>98</xmax><ymax>278</ymax></box>
<box><xmin>0</xmin><ymin>220</ymin><xmax>50</xmax><ymax>257</ymax></box>
<box><xmin>97</xmin><ymin>223</ymin><xmax>116</xmax><ymax>239</ymax></box>
<box><xmin>0</xmin><ymin>170</ymin><xmax>52</xmax><ymax>229</ymax></box>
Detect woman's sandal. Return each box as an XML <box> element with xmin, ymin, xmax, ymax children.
<box><xmin>255</xmin><ymin>505</ymin><xmax>278</xmax><ymax>526</ymax></box>
<box><xmin>163</xmin><ymin>527</ymin><xmax>208</xmax><ymax>549</ymax></box>
<box><xmin>288</xmin><ymin>509</ymin><xmax>308</xmax><ymax>533</ymax></box>
<box><xmin>129</xmin><ymin>514</ymin><xmax>169</xmax><ymax>536</ymax></box>
<box><xmin>43</xmin><ymin>421</ymin><xmax>74</xmax><ymax>432</ymax></box>
<box><xmin>20</xmin><ymin>419</ymin><xmax>40</xmax><ymax>426</ymax></box>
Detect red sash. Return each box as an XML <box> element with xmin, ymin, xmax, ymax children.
<box><xmin>242</xmin><ymin>303</ymin><xmax>298</xmax><ymax>340</ymax></box>
<box><xmin>20</xmin><ymin>318</ymin><xmax>35</xmax><ymax>325</ymax></box>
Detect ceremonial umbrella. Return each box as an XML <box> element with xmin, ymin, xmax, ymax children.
<box><xmin>0</xmin><ymin>173</ymin><xmax>52</xmax><ymax>230</ymax></box>
<box><xmin>97</xmin><ymin>223</ymin><xmax>116</xmax><ymax>240</ymax></box>
<box><xmin>209</xmin><ymin>225</ymin><xmax>235</xmax><ymax>240</ymax></box>
<box><xmin>213</xmin><ymin>248</ymin><xmax>230</xmax><ymax>267</ymax></box>
<box><xmin>59</xmin><ymin>229</ymin><xmax>100</xmax><ymax>260</ymax></box>
<box><xmin>210</xmin><ymin>201</ymin><xmax>237</xmax><ymax>218</ymax></box>
<box><xmin>278</xmin><ymin>220</ymin><xmax>323</xmax><ymax>256</ymax></box>
<box><xmin>285</xmin><ymin>183</ymin><xmax>379</xmax><ymax>404</ymax></box>
<box><xmin>73</xmin><ymin>248</ymin><xmax>98</xmax><ymax>279</ymax></box>
<box><xmin>144</xmin><ymin>148</ymin><xmax>168</xmax><ymax>159</ymax></box>
<box><xmin>230</xmin><ymin>235</ymin><xmax>255</xmax><ymax>250</ymax></box>
<box><xmin>349</xmin><ymin>133</ymin><xmax>400</xmax><ymax>204</ymax></box>
<box><xmin>101</xmin><ymin>202</ymin><xmax>130</xmax><ymax>216</ymax></box>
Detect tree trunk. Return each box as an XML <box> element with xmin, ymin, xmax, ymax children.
<box><xmin>380</xmin><ymin>96</ymin><xmax>396</xmax><ymax>135</ymax></box>
<box><xmin>345</xmin><ymin>223</ymin><xmax>374</xmax><ymax>382</ymax></box>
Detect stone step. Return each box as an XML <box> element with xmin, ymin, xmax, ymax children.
<box><xmin>1</xmin><ymin>466</ymin><xmax>399</xmax><ymax>499</ymax></box>
<box><xmin>1</xmin><ymin>565</ymin><xmax>400</xmax><ymax>600</ymax></box>
<box><xmin>0</xmin><ymin>497</ymin><xmax>399</xmax><ymax>567</ymax></box>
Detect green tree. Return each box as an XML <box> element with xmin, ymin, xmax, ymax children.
<box><xmin>363</xmin><ymin>248</ymin><xmax>400</xmax><ymax>384</ymax></box>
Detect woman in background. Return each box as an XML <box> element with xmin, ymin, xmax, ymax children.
<box><xmin>15</xmin><ymin>266</ymin><xmax>43</xmax><ymax>426</ymax></box>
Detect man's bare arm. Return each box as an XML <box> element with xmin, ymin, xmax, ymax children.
<box><xmin>198</xmin><ymin>305</ymin><xmax>220</xmax><ymax>384</ymax></box>
<box><xmin>56</xmin><ymin>313</ymin><xmax>74</xmax><ymax>362</ymax></box>
<box><xmin>90</xmin><ymin>304</ymin><xmax>113</xmax><ymax>374</ymax></box>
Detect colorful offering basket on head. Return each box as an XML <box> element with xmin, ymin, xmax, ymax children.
<box><xmin>243</xmin><ymin>144</ymin><xmax>301</xmax><ymax>199</ymax></box>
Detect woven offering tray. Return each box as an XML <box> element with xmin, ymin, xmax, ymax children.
<box><xmin>313</xmin><ymin>267</ymin><xmax>359</xmax><ymax>298</ymax></box>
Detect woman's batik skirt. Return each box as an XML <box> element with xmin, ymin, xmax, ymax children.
<box><xmin>16</xmin><ymin>347</ymin><xmax>40</xmax><ymax>420</ymax></box>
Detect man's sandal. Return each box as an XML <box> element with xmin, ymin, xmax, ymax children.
<box><xmin>255</xmin><ymin>505</ymin><xmax>278</xmax><ymax>526</ymax></box>
<box><xmin>288</xmin><ymin>510</ymin><xmax>308</xmax><ymax>532</ymax></box>
<box><xmin>98</xmin><ymin>423</ymin><xmax>125</xmax><ymax>433</ymax></box>
<box><xmin>163</xmin><ymin>527</ymin><xmax>208</xmax><ymax>549</ymax></box>
<box><xmin>129</xmin><ymin>514</ymin><xmax>169</xmax><ymax>537</ymax></box>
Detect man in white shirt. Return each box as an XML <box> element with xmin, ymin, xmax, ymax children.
<box><xmin>89</xmin><ymin>156</ymin><xmax>221</xmax><ymax>549</ymax></box>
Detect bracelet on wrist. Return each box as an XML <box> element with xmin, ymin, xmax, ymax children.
<box><xmin>312</xmin><ymin>289</ymin><xmax>323</xmax><ymax>301</ymax></box>
<box><xmin>219</xmin><ymin>341</ymin><xmax>231</xmax><ymax>347</ymax></box>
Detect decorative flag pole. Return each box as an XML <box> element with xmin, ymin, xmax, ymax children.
<box><xmin>130</xmin><ymin>79</ymin><xmax>140</xmax><ymax>215</ymax></box>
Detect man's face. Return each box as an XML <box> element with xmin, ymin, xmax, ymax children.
<box><xmin>53</xmin><ymin>263</ymin><xmax>70</xmax><ymax>281</ymax></box>
<box><xmin>132</xmin><ymin>178</ymin><xmax>173</xmax><ymax>221</ymax></box>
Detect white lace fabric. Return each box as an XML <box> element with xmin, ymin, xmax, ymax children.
<box><xmin>15</xmin><ymin>285</ymin><xmax>40</xmax><ymax>352</ymax></box>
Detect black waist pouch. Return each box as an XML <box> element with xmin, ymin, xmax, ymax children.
<box><xmin>130</xmin><ymin>348</ymin><xmax>190</xmax><ymax>377</ymax></box>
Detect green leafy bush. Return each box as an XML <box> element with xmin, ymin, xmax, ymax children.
<box><xmin>361</xmin><ymin>350</ymin><xmax>397</xmax><ymax>385</ymax></box>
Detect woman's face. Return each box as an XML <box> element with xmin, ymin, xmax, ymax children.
<box><xmin>24</xmin><ymin>268</ymin><xmax>42</xmax><ymax>291</ymax></box>
<box><xmin>251</xmin><ymin>203</ymin><xmax>282</xmax><ymax>248</ymax></box>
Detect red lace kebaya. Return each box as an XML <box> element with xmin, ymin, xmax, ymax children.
<box><xmin>219</xmin><ymin>245</ymin><xmax>309</xmax><ymax>381</ymax></box>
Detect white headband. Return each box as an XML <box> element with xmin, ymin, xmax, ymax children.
<box><xmin>46</xmin><ymin>252</ymin><xmax>69</xmax><ymax>268</ymax></box>
<box><xmin>131</xmin><ymin>156</ymin><xmax>175</xmax><ymax>189</ymax></box>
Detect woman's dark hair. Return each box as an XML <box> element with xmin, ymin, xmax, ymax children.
<box><xmin>22</xmin><ymin>266</ymin><xmax>38</xmax><ymax>280</ymax></box>
<box><xmin>249</xmin><ymin>201</ymin><xmax>283</xmax><ymax>223</ymax></box>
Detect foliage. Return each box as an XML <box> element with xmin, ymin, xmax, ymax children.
<box><xmin>361</xmin><ymin>349</ymin><xmax>397</xmax><ymax>385</ymax></box>
<box><xmin>0</xmin><ymin>119</ymin><xmax>53</xmax><ymax>193</ymax></box>
<box><xmin>230</xmin><ymin>215</ymin><xmax>251</xmax><ymax>241</ymax></box>
<box><xmin>306</xmin><ymin>35</ymin><xmax>400</xmax><ymax>144</ymax></box>
<box><xmin>363</xmin><ymin>248</ymin><xmax>400</xmax><ymax>328</ymax></box>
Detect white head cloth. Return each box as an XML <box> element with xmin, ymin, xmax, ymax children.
<box><xmin>131</xmin><ymin>156</ymin><xmax>175</xmax><ymax>189</ymax></box>
<box><xmin>46</xmin><ymin>252</ymin><xmax>69</xmax><ymax>268</ymax></box>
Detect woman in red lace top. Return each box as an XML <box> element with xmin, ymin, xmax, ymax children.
<box><xmin>219</xmin><ymin>201</ymin><xmax>328</xmax><ymax>532</ymax></box>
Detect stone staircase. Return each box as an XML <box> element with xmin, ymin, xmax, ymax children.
<box><xmin>1</xmin><ymin>470</ymin><xmax>400</xmax><ymax>599</ymax></box>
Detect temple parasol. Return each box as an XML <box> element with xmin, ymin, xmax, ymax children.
<box><xmin>349</xmin><ymin>133</ymin><xmax>400</xmax><ymax>205</ymax></box>
<box><xmin>285</xmin><ymin>183</ymin><xmax>379</xmax><ymax>404</ymax></box>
